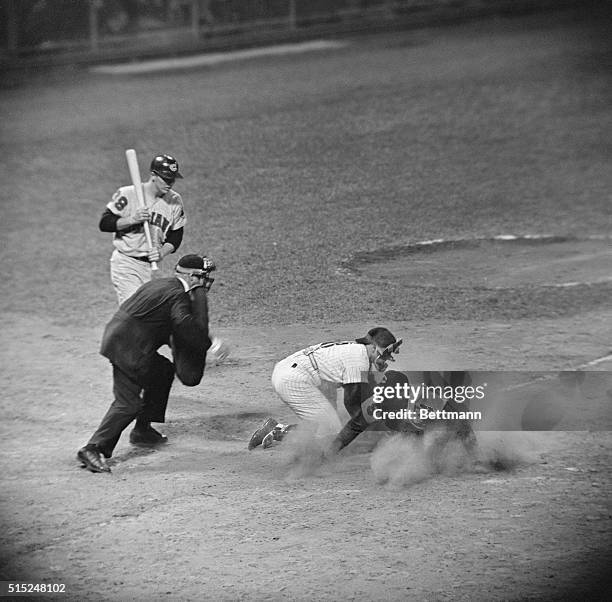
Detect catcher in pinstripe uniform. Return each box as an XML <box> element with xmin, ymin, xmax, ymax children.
<box><xmin>248</xmin><ymin>327</ymin><xmax>402</xmax><ymax>450</ymax></box>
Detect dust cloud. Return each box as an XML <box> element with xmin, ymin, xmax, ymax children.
<box><xmin>370</xmin><ymin>429</ymin><xmax>544</xmax><ymax>487</ymax></box>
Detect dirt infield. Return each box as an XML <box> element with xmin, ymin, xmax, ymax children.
<box><xmin>1</xmin><ymin>314</ymin><xmax>611</xmax><ymax>600</ymax></box>
<box><xmin>1</xmin><ymin>5</ymin><xmax>611</xmax><ymax>601</ymax></box>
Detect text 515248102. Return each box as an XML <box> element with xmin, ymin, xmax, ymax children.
<box><xmin>0</xmin><ymin>582</ymin><xmax>66</xmax><ymax>596</ymax></box>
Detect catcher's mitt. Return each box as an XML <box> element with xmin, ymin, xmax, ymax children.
<box><xmin>379</xmin><ymin>370</ymin><xmax>426</xmax><ymax>433</ymax></box>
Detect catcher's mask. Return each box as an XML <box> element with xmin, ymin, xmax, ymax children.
<box><xmin>355</xmin><ymin>327</ymin><xmax>402</xmax><ymax>370</ymax></box>
<box><xmin>376</xmin><ymin>339</ymin><xmax>403</xmax><ymax>363</ymax></box>
<box><xmin>176</xmin><ymin>254</ymin><xmax>216</xmax><ymax>290</ymax></box>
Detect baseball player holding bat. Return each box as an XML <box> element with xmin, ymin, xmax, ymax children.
<box><xmin>99</xmin><ymin>153</ymin><xmax>187</xmax><ymax>305</ymax></box>
<box><xmin>248</xmin><ymin>327</ymin><xmax>402</xmax><ymax>450</ymax></box>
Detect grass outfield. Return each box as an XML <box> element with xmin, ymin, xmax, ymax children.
<box><xmin>1</xmin><ymin>6</ymin><xmax>610</xmax><ymax>327</ymax></box>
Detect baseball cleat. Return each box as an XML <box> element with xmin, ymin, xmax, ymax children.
<box><xmin>248</xmin><ymin>417</ymin><xmax>278</xmax><ymax>450</ymax></box>
<box><xmin>275</xmin><ymin>423</ymin><xmax>296</xmax><ymax>440</ymax></box>
<box><xmin>78</xmin><ymin>447</ymin><xmax>111</xmax><ymax>473</ymax></box>
<box><xmin>261</xmin><ymin>430</ymin><xmax>276</xmax><ymax>449</ymax></box>
<box><xmin>262</xmin><ymin>423</ymin><xmax>297</xmax><ymax>449</ymax></box>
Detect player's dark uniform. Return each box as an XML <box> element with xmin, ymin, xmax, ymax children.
<box><xmin>86</xmin><ymin>277</ymin><xmax>211</xmax><ymax>459</ymax></box>
<box><xmin>332</xmin><ymin>370</ymin><xmax>477</xmax><ymax>453</ymax></box>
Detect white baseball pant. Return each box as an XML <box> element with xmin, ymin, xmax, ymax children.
<box><xmin>110</xmin><ymin>249</ymin><xmax>153</xmax><ymax>305</ymax></box>
<box><xmin>271</xmin><ymin>355</ymin><xmax>342</xmax><ymax>437</ymax></box>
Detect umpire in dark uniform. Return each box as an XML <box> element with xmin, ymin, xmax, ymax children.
<box><xmin>77</xmin><ymin>254</ymin><xmax>216</xmax><ymax>473</ymax></box>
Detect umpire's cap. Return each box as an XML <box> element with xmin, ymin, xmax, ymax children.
<box><xmin>177</xmin><ymin>254</ymin><xmax>215</xmax><ymax>273</ymax></box>
<box><xmin>176</xmin><ymin>254</ymin><xmax>216</xmax><ymax>290</ymax></box>
<box><xmin>151</xmin><ymin>154</ymin><xmax>183</xmax><ymax>181</ymax></box>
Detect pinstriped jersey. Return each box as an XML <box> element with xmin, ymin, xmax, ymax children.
<box><xmin>107</xmin><ymin>184</ymin><xmax>186</xmax><ymax>257</ymax></box>
<box><xmin>297</xmin><ymin>342</ymin><xmax>371</xmax><ymax>384</ymax></box>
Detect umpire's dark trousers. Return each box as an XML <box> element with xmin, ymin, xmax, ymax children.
<box><xmin>88</xmin><ymin>353</ymin><xmax>175</xmax><ymax>458</ymax></box>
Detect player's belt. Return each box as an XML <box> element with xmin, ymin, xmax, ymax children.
<box><xmin>130</xmin><ymin>255</ymin><xmax>150</xmax><ymax>263</ymax></box>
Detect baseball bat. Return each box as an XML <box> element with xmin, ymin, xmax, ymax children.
<box><xmin>125</xmin><ymin>148</ymin><xmax>158</xmax><ymax>271</ymax></box>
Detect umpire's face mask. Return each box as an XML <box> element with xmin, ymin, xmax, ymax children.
<box><xmin>203</xmin><ymin>274</ymin><xmax>215</xmax><ymax>290</ymax></box>
<box><xmin>192</xmin><ymin>271</ymin><xmax>214</xmax><ymax>291</ymax></box>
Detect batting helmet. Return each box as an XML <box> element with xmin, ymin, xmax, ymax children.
<box><xmin>150</xmin><ymin>154</ymin><xmax>183</xmax><ymax>181</ymax></box>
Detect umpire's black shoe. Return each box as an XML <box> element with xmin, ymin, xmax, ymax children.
<box><xmin>129</xmin><ymin>425</ymin><xmax>168</xmax><ymax>446</ymax></box>
<box><xmin>77</xmin><ymin>446</ymin><xmax>111</xmax><ymax>473</ymax></box>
